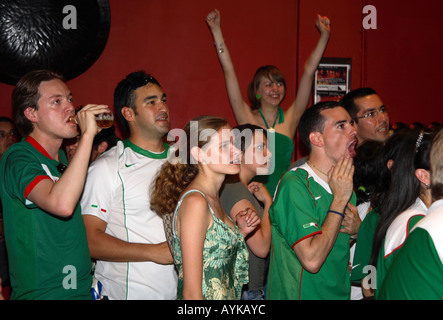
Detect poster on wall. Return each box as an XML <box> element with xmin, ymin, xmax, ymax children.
<box><xmin>313</xmin><ymin>58</ymin><xmax>352</xmax><ymax>104</ymax></box>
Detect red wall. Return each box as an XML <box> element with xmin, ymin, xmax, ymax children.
<box><xmin>0</xmin><ymin>0</ymin><xmax>441</xmax><ymax>159</ymax></box>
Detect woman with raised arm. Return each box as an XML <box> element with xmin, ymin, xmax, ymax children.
<box><xmin>206</xmin><ymin>9</ymin><xmax>330</xmax><ymax>196</ymax></box>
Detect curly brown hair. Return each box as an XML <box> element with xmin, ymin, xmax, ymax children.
<box><xmin>150</xmin><ymin>115</ymin><xmax>229</xmax><ymax>216</ymax></box>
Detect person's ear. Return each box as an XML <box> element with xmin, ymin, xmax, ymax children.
<box><xmin>309</xmin><ymin>132</ymin><xmax>324</xmax><ymax>148</ymax></box>
<box><xmin>190</xmin><ymin>146</ymin><xmax>203</xmax><ymax>164</ymax></box>
<box><xmin>121</xmin><ymin>106</ymin><xmax>135</xmax><ymax>122</ymax></box>
<box><xmin>415</xmin><ymin>168</ymin><xmax>431</xmax><ymax>188</ymax></box>
<box><xmin>24</xmin><ymin>107</ymin><xmax>37</xmax><ymax>122</ymax></box>
<box><xmin>97</xmin><ymin>141</ymin><xmax>108</xmax><ymax>155</ymax></box>
<box><xmin>387</xmin><ymin>159</ymin><xmax>394</xmax><ymax>170</ymax></box>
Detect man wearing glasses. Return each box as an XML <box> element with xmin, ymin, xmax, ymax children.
<box><xmin>341</xmin><ymin>88</ymin><xmax>390</xmax><ymax>145</ymax></box>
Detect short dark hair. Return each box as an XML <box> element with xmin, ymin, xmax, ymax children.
<box><xmin>114</xmin><ymin>71</ymin><xmax>161</xmax><ymax>135</ymax></box>
<box><xmin>298</xmin><ymin>101</ymin><xmax>343</xmax><ymax>152</ymax></box>
<box><xmin>340</xmin><ymin>87</ymin><xmax>377</xmax><ymax>122</ymax></box>
<box><xmin>12</xmin><ymin>70</ymin><xmax>65</xmax><ymax>137</ymax></box>
<box><xmin>93</xmin><ymin>125</ymin><xmax>118</xmax><ymax>151</ymax></box>
<box><xmin>0</xmin><ymin>117</ymin><xmax>14</xmax><ymax>125</ymax></box>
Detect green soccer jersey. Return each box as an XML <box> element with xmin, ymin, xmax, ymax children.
<box><xmin>378</xmin><ymin>199</ymin><xmax>443</xmax><ymax>300</ymax></box>
<box><xmin>351</xmin><ymin>208</ymin><xmax>379</xmax><ymax>284</ymax></box>
<box><xmin>0</xmin><ymin>137</ymin><xmax>92</xmax><ymax>300</ymax></box>
<box><xmin>374</xmin><ymin>198</ymin><xmax>426</xmax><ymax>299</ymax></box>
<box><xmin>266</xmin><ymin>164</ymin><xmax>355</xmax><ymax>300</ymax></box>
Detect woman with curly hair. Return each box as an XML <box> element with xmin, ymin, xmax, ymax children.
<box><xmin>151</xmin><ymin>115</ymin><xmax>260</xmax><ymax>300</ymax></box>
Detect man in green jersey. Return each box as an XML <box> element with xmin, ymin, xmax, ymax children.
<box><xmin>0</xmin><ymin>70</ymin><xmax>110</xmax><ymax>299</ymax></box>
<box><xmin>267</xmin><ymin>101</ymin><xmax>360</xmax><ymax>299</ymax></box>
<box><xmin>378</xmin><ymin>128</ymin><xmax>443</xmax><ymax>300</ymax></box>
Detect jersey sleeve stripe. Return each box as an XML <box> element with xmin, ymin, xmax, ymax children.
<box><xmin>24</xmin><ymin>175</ymin><xmax>51</xmax><ymax>199</ymax></box>
<box><xmin>292</xmin><ymin>231</ymin><xmax>322</xmax><ymax>249</ymax></box>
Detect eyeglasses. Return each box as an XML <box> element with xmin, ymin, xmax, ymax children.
<box><xmin>357</xmin><ymin>105</ymin><xmax>389</xmax><ymax>120</ymax></box>
<box><xmin>0</xmin><ymin>130</ymin><xmax>18</xmax><ymax>139</ymax></box>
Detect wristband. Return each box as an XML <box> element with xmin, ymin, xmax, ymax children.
<box><xmin>328</xmin><ymin>209</ymin><xmax>344</xmax><ymax>218</ymax></box>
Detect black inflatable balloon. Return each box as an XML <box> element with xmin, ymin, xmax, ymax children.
<box><xmin>0</xmin><ymin>0</ymin><xmax>110</xmax><ymax>85</ymax></box>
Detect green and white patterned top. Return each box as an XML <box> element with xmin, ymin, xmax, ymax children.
<box><xmin>172</xmin><ymin>189</ymin><xmax>249</xmax><ymax>300</ymax></box>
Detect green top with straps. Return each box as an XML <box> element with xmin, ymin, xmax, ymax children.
<box><xmin>172</xmin><ymin>189</ymin><xmax>249</xmax><ymax>300</ymax></box>
<box><xmin>254</xmin><ymin>107</ymin><xmax>294</xmax><ymax>196</ymax></box>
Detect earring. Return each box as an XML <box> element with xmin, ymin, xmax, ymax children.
<box><xmin>256</xmin><ymin>94</ymin><xmax>261</xmax><ymax>100</ymax></box>
<box><xmin>425</xmin><ymin>184</ymin><xmax>431</xmax><ymax>190</ymax></box>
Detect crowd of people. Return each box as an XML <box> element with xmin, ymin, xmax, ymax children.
<box><xmin>0</xmin><ymin>9</ymin><xmax>442</xmax><ymax>300</ymax></box>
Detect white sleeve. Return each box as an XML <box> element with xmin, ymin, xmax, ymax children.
<box><xmin>80</xmin><ymin>153</ymin><xmax>116</xmax><ymax>223</ymax></box>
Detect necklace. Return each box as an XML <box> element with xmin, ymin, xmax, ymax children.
<box><xmin>258</xmin><ymin>107</ymin><xmax>284</xmax><ymax>129</ymax></box>
<box><xmin>308</xmin><ymin>159</ymin><xmax>329</xmax><ymax>177</ymax></box>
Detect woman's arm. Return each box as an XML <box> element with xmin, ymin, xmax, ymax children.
<box><xmin>206</xmin><ymin>9</ymin><xmax>256</xmax><ymax>125</ymax></box>
<box><xmin>282</xmin><ymin>15</ymin><xmax>331</xmax><ymax>138</ymax></box>
<box><xmin>229</xmin><ymin>182</ymin><xmax>272</xmax><ymax>258</ymax></box>
<box><xmin>177</xmin><ymin>192</ymin><xmax>212</xmax><ymax>300</ymax></box>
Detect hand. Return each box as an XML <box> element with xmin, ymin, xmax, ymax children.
<box><xmin>235</xmin><ymin>207</ymin><xmax>261</xmax><ymax>237</ymax></box>
<box><xmin>75</xmin><ymin>104</ymin><xmax>111</xmax><ymax>135</ymax></box>
<box><xmin>316</xmin><ymin>14</ymin><xmax>331</xmax><ymax>38</ymax></box>
<box><xmin>206</xmin><ymin>8</ymin><xmax>221</xmax><ymax>30</ymax></box>
<box><xmin>150</xmin><ymin>241</ymin><xmax>174</xmax><ymax>265</ymax></box>
<box><xmin>340</xmin><ymin>203</ymin><xmax>361</xmax><ymax>235</ymax></box>
<box><xmin>247</xmin><ymin>181</ymin><xmax>272</xmax><ymax>205</ymax></box>
<box><xmin>328</xmin><ymin>156</ymin><xmax>354</xmax><ymax>207</ymax></box>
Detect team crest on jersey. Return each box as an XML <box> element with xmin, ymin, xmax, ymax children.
<box><xmin>303</xmin><ymin>222</ymin><xmax>318</xmax><ymax>229</ymax></box>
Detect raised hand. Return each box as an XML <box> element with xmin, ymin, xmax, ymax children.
<box><xmin>328</xmin><ymin>156</ymin><xmax>354</xmax><ymax>207</ymax></box>
<box><xmin>206</xmin><ymin>8</ymin><xmax>221</xmax><ymax>30</ymax></box>
<box><xmin>316</xmin><ymin>14</ymin><xmax>331</xmax><ymax>38</ymax></box>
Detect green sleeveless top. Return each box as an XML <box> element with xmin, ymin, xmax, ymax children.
<box><xmin>253</xmin><ymin>107</ymin><xmax>294</xmax><ymax>196</ymax></box>
<box><xmin>172</xmin><ymin>190</ymin><xmax>249</xmax><ymax>300</ymax></box>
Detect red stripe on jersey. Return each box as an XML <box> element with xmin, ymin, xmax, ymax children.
<box><xmin>25</xmin><ymin>136</ymin><xmax>53</xmax><ymax>159</ymax></box>
<box><xmin>292</xmin><ymin>231</ymin><xmax>322</xmax><ymax>249</ymax></box>
<box><xmin>25</xmin><ymin>175</ymin><xmax>51</xmax><ymax>199</ymax></box>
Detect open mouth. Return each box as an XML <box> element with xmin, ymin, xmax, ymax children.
<box><xmin>348</xmin><ymin>139</ymin><xmax>357</xmax><ymax>157</ymax></box>
<box><xmin>156</xmin><ymin>113</ymin><xmax>169</xmax><ymax>122</ymax></box>
<box><xmin>376</xmin><ymin>125</ymin><xmax>389</xmax><ymax>135</ymax></box>
<box><xmin>269</xmin><ymin>93</ymin><xmax>281</xmax><ymax>100</ymax></box>
<box><xmin>66</xmin><ymin>115</ymin><xmax>77</xmax><ymax>125</ymax></box>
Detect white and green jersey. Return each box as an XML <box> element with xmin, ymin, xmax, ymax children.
<box><xmin>375</xmin><ymin>198</ymin><xmax>426</xmax><ymax>298</ymax></box>
<box><xmin>378</xmin><ymin>199</ymin><xmax>443</xmax><ymax>299</ymax></box>
<box><xmin>80</xmin><ymin>139</ymin><xmax>177</xmax><ymax>300</ymax></box>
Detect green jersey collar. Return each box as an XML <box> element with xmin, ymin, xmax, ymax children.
<box><xmin>123</xmin><ymin>139</ymin><xmax>169</xmax><ymax>159</ymax></box>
